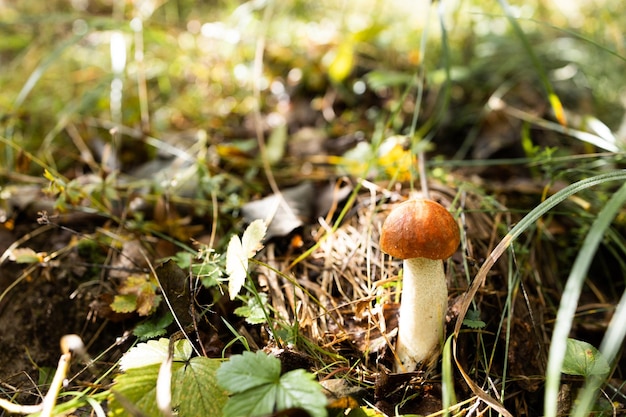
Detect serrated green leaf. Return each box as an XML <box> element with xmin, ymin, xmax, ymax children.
<box><xmin>216</xmin><ymin>350</ymin><xmax>281</xmax><ymax>393</ymax></box>
<box><xmin>562</xmin><ymin>338</ymin><xmax>610</xmax><ymax>377</ymax></box>
<box><xmin>173</xmin><ymin>356</ymin><xmax>227</xmax><ymax>417</ymax></box>
<box><xmin>133</xmin><ymin>312</ymin><xmax>174</xmax><ymax>340</ymax></box>
<box><xmin>462</xmin><ymin>308</ymin><xmax>486</xmax><ymax>329</ymax></box>
<box><xmin>276</xmin><ymin>369</ymin><xmax>328</xmax><ymax>417</ymax></box>
<box><xmin>222</xmin><ymin>383</ymin><xmax>278</xmax><ymax>417</ymax></box>
<box><xmin>108</xmin><ymin>363</ymin><xmax>162</xmax><ymax>417</ymax></box>
<box><xmin>235</xmin><ymin>293</ymin><xmax>269</xmax><ymax>324</ymax></box>
<box><xmin>109</xmin><ymin>357</ymin><xmax>226</xmax><ymax>417</ymax></box>
<box><xmin>462</xmin><ymin>319</ymin><xmax>486</xmax><ymax>329</ymax></box>
<box><xmin>217</xmin><ymin>351</ymin><xmax>327</xmax><ymax>417</ymax></box>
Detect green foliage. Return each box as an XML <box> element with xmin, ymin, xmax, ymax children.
<box><xmin>171</xmin><ymin>247</ymin><xmax>225</xmax><ymax>289</ymax></box>
<box><xmin>461</xmin><ymin>308</ymin><xmax>486</xmax><ymax>330</ymax></box>
<box><xmin>109</xmin><ymin>364</ymin><xmax>163</xmax><ymax>417</ymax></box>
<box><xmin>109</xmin><ymin>359</ymin><xmax>226</xmax><ymax>417</ymax></box>
<box><xmin>562</xmin><ymin>338</ymin><xmax>610</xmax><ymax>378</ymax></box>
<box><xmin>544</xmin><ymin>180</ymin><xmax>626</xmax><ymax>417</ymax></box>
<box><xmin>109</xmin><ymin>339</ymin><xmax>226</xmax><ymax>417</ymax></box>
<box><xmin>216</xmin><ymin>350</ymin><xmax>327</xmax><ymax>417</ymax></box>
<box><xmin>235</xmin><ymin>293</ymin><xmax>270</xmax><ymax>325</ymax></box>
<box><xmin>133</xmin><ymin>312</ymin><xmax>174</xmax><ymax>341</ymax></box>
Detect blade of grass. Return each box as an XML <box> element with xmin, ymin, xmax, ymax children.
<box><xmin>441</xmin><ymin>335</ymin><xmax>457</xmax><ymax>416</ymax></box>
<box><xmin>569</xmin><ymin>289</ymin><xmax>626</xmax><ymax>416</ymax></box>
<box><xmin>452</xmin><ymin>170</ymin><xmax>626</xmax><ymax>416</ymax></box>
<box><xmin>454</xmin><ymin>169</ymin><xmax>626</xmax><ymax>338</ymax></box>
<box><xmin>526</xmin><ymin>17</ymin><xmax>626</xmax><ymax>64</ymax></box>
<box><xmin>499</xmin><ymin>102</ymin><xmax>620</xmax><ymax>152</ymax></box>
<box><xmin>452</xmin><ymin>336</ymin><xmax>514</xmax><ymax>417</ymax></box>
<box><xmin>551</xmin><ymin>183</ymin><xmax>626</xmax><ymax>417</ymax></box>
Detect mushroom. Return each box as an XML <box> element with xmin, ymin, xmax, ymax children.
<box><xmin>380</xmin><ymin>198</ymin><xmax>460</xmax><ymax>372</ymax></box>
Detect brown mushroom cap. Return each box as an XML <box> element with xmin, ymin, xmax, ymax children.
<box><xmin>380</xmin><ymin>199</ymin><xmax>460</xmax><ymax>260</ymax></box>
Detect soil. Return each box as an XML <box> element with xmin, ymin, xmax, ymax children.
<box><xmin>0</xmin><ymin>218</ymin><xmax>130</xmax><ymax>406</ymax></box>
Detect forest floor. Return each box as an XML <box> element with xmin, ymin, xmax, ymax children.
<box><xmin>1</xmin><ymin>1</ymin><xmax>626</xmax><ymax>416</ymax></box>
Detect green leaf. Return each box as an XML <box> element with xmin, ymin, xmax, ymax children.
<box><xmin>216</xmin><ymin>351</ymin><xmax>327</xmax><ymax>417</ymax></box>
<box><xmin>226</xmin><ymin>219</ymin><xmax>267</xmax><ymax>300</ymax></box>
<box><xmin>234</xmin><ymin>293</ymin><xmax>269</xmax><ymax>324</ymax></box>
<box><xmin>109</xmin><ymin>363</ymin><xmax>162</xmax><ymax>417</ymax></box>
<box><xmin>276</xmin><ymin>369</ymin><xmax>328</xmax><ymax>417</ymax></box>
<box><xmin>562</xmin><ymin>338</ymin><xmax>610</xmax><ymax>377</ymax></box>
<box><xmin>462</xmin><ymin>309</ymin><xmax>486</xmax><ymax>329</ymax></box>
<box><xmin>193</xmin><ymin>252</ymin><xmax>224</xmax><ymax>288</ymax></box>
<box><xmin>9</xmin><ymin>247</ymin><xmax>43</xmax><ymax>264</ymax></box>
<box><xmin>217</xmin><ymin>351</ymin><xmax>281</xmax><ymax>394</ymax></box>
<box><xmin>173</xmin><ymin>356</ymin><xmax>227</xmax><ymax>417</ymax></box>
<box><xmin>222</xmin><ymin>383</ymin><xmax>278</xmax><ymax>417</ymax></box>
<box><xmin>133</xmin><ymin>312</ymin><xmax>174</xmax><ymax>340</ymax></box>
<box><xmin>109</xmin><ymin>357</ymin><xmax>226</xmax><ymax>417</ymax></box>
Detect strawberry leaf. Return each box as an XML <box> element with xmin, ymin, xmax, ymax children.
<box><xmin>110</xmin><ymin>339</ymin><xmax>226</xmax><ymax>417</ymax></box>
<box><xmin>216</xmin><ymin>351</ymin><xmax>327</xmax><ymax>417</ymax></box>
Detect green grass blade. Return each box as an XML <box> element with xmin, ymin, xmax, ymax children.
<box><xmin>453</xmin><ymin>170</ymin><xmax>626</xmax><ymax>415</ymax></box>
<box><xmin>599</xmin><ymin>291</ymin><xmax>626</xmax><ymax>369</ymax></box>
<box><xmin>544</xmin><ymin>181</ymin><xmax>626</xmax><ymax>417</ymax></box>
<box><xmin>454</xmin><ymin>170</ymin><xmax>626</xmax><ymax>337</ymax></box>
<box><xmin>441</xmin><ymin>335</ymin><xmax>457</xmax><ymax>416</ymax></box>
<box><xmin>570</xmin><ymin>229</ymin><xmax>626</xmax><ymax>416</ymax></box>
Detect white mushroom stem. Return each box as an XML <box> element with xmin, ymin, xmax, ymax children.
<box><xmin>395</xmin><ymin>257</ymin><xmax>448</xmax><ymax>372</ymax></box>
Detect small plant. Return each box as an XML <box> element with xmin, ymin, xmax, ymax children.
<box><xmin>107</xmin><ymin>338</ymin><xmax>328</xmax><ymax>417</ymax></box>
<box><xmin>235</xmin><ymin>292</ymin><xmax>271</xmax><ymax>324</ymax></box>
<box><xmin>108</xmin><ymin>338</ymin><xmax>226</xmax><ymax>417</ymax></box>
<box><xmin>216</xmin><ymin>350</ymin><xmax>328</xmax><ymax>417</ymax></box>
